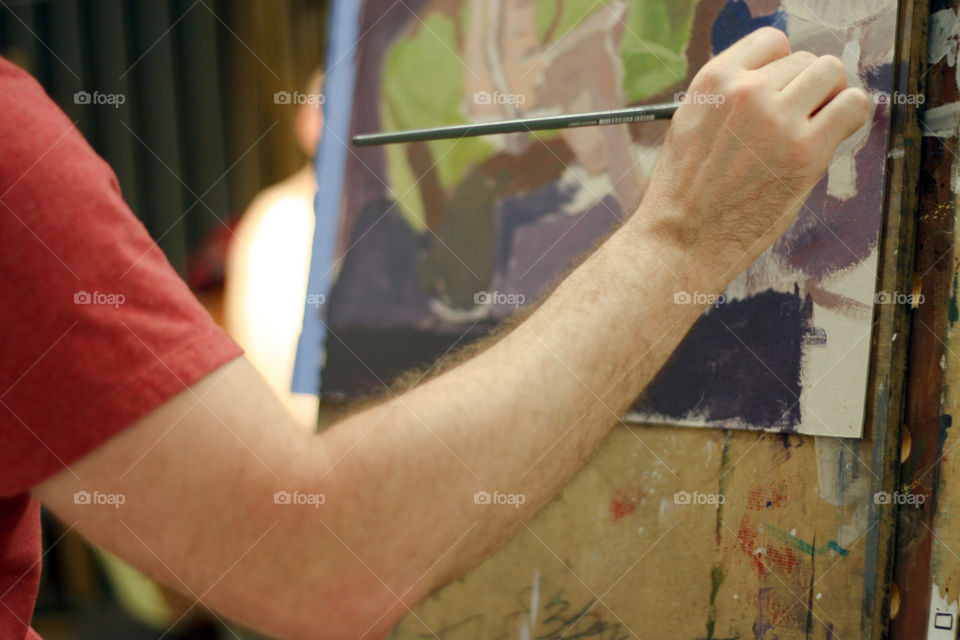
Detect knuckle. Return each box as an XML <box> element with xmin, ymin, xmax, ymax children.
<box><xmin>757</xmin><ymin>26</ymin><xmax>790</xmax><ymax>54</ymax></box>
<box><xmin>724</xmin><ymin>75</ymin><xmax>763</xmax><ymax>107</ymax></box>
<box><xmin>794</xmin><ymin>50</ymin><xmax>817</xmax><ymax>64</ymax></box>
<box><xmin>836</xmin><ymin>89</ymin><xmax>871</xmax><ymax>126</ymax></box>
<box><xmin>848</xmin><ymin>88</ymin><xmax>871</xmax><ymax>115</ymax></box>
<box><xmin>694</xmin><ymin>63</ymin><xmax>727</xmax><ymax>90</ymax></box>
<box><xmin>817</xmin><ymin>55</ymin><xmax>847</xmax><ymax>81</ymax></box>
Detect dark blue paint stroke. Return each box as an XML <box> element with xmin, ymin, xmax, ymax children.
<box><xmin>862</xmin><ymin>62</ymin><xmax>893</xmax><ymax>92</ymax></box>
<box><xmin>324</xmin><ymin>197</ymin><xmax>434</xmax><ymax>329</ymax></box>
<box><xmin>494</xmin><ymin>181</ymin><xmax>577</xmax><ymax>280</ymax></box>
<box><xmin>634</xmin><ymin>287</ymin><xmax>814</xmax><ymax>430</ymax></box>
<box><xmin>712</xmin><ymin>1</ymin><xmax>787</xmax><ymax>55</ymax></box>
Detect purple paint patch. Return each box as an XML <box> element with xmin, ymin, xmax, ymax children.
<box><xmin>635</xmin><ymin>288</ymin><xmax>814</xmax><ymax>430</ymax></box>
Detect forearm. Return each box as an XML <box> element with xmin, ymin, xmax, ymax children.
<box><xmin>311</xmin><ymin>207</ymin><xmax>720</xmax><ymax>632</ymax></box>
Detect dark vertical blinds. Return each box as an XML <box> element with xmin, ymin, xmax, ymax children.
<box><xmin>1</xmin><ymin>0</ymin><xmax>328</xmax><ymax>274</ymax></box>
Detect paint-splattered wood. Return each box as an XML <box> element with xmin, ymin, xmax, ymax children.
<box><xmin>892</xmin><ymin>0</ymin><xmax>960</xmax><ymax>637</ymax></box>
<box><xmin>383</xmin><ymin>1</ymin><xmax>927</xmax><ymax>639</ymax></box>
<box><xmin>390</xmin><ymin>428</ymin><xmax>896</xmax><ymax>639</ymax></box>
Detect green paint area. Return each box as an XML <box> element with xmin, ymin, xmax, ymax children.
<box><xmin>381</xmin><ymin>11</ymin><xmax>494</xmax><ymax>229</ymax></box>
<box><xmin>619</xmin><ymin>0</ymin><xmax>699</xmax><ymax>102</ymax></box>
<box><xmin>709</xmin><ymin>563</ymin><xmax>724</xmax><ymax>603</ymax></box>
<box><xmin>417</xmin><ymin>171</ymin><xmax>496</xmax><ymax>308</ymax></box>
<box><xmin>764</xmin><ymin>524</ymin><xmax>849</xmax><ymax>557</ymax></box>
<box><xmin>715</xmin><ymin>431</ymin><xmax>730</xmax><ymax>544</ymax></box>
<box><xmin>536</xmin><ymin>0</ymin><xmax>698</xmax><ymax>101</ymax></box>
<box><xmin>380</xmin><ymin>1</ymin><xmax>699</xmax><ymax>229</ymax></box>
<box><xmin>705</xmin><ymin>562</ymin><xmax>725</xmax><ymax>640</ymax></box>
<box><xmin>535</xmin><ymin>0</ymin><xmax>614</xmax><ymax>41</ymax></box>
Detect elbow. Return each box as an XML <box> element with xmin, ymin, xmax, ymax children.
<box><xmin>312</xmin><ymin>578</ymin><xmax>417</xmax><ymax>640</ymax></box>
<box><xmin>278</xmin><ymin>585</ymin><xmax>408</xmax><ymax>640</ymax></box>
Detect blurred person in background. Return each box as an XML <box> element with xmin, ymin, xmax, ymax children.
<box><xmin>223</xmin><ymin>69</ymin><xmax>324</xmax><ymax>429</ymax></box>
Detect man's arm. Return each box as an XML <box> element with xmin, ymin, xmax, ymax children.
<box><xmin>34</xmin><ymin>28</ymin><xmax>868</xmax><ymax>640</ymax></box>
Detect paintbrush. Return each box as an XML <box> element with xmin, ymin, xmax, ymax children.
<box><xmin>352</xmin><ymin>101</ymin><xmax>680</xmax><ymax>146</ymax></box>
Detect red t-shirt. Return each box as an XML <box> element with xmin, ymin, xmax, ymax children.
<box><xmin>0</xmin><ymin>59</ymin><xmax>243</xmax><ymax>638</ymax></box>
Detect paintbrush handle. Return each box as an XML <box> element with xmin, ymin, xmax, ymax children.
<box><xmin>352</xmin><ymin>102</ymin><xmax>681</xmax><ymax>147</ymax></box>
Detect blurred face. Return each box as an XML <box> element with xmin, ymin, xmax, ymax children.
<box><xmin>294</xmin><ymin>100</ymin><xmax>323</xmax><ymax>158</ymax></box>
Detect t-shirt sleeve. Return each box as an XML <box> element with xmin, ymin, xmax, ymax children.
<box><xmin>0</xmin><ymin>58</ymin><xmax>244</xmax><ymax>496</ymax></box>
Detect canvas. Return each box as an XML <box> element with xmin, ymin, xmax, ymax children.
<box><xmin>298</xmin><ymin>0</ymin><xmax>900</xmax><ymax>437</ymax></box>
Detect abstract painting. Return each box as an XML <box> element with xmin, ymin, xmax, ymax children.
<box><xmin>299</xmin><ymin>0</ymin><xmax>900</xmax><ymax>437</ymax></box>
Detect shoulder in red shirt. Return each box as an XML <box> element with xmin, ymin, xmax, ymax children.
<box><xmin>0</xmin><ymin>57</ymin><xmax>242</xmax><ymax>638</ymax></box>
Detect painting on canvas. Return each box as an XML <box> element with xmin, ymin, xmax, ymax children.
<box><xmin>301</xmin><ymin>0</ymin><xmax>899</xmax><ymax>437</ymax></box>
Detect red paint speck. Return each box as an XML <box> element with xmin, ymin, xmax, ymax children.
<box><xmin>609</xmin><ymin>488</ymin><xmax>645</xmax><ymax>522</ymax></box>
<box><xmin>736</xmin><ymin>517</ymin><xmax>801</xmax><ymax>578</ymax></box>
<box><xmin>767</xmin><ymin>546</ymin><xmax>800</xmax><ymax>575</ymax></box>
<box><xmin>736</xmin><ymin>517</ymin><xmax>768</xmax><ymax>577</ymax></box>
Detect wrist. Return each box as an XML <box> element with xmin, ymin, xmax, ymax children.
<box><xmin>624</xmin><ymin>197</ymin><xmax>725</xmax><ymax>297</ymax></box>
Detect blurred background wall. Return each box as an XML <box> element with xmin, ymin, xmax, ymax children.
<box><xmin>0</xmin><ymin>0</ymin><xmax>327</xmax><ymax>276</ymax></box>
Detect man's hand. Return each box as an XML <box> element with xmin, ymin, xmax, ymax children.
<box><xmin>639</xmin><ymin>27</ymin><xmax>870</xmax><ymax>288</ymax></box>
